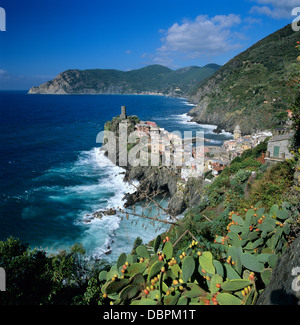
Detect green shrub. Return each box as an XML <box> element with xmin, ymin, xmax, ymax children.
<box><xmin>0</xmin><ymin>238</ymin><xmax>98</xmax><ymax>305</ymax></box>
<box><xmin>248</xmin><ymin>161</ymin><xmax>294</xmax><ymax>209</ymax></box>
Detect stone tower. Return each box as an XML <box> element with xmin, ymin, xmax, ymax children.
<box><xmin>233</xmin><ymin>124</ymin><xmax>242</xmax><ymax>140</ymax></box>
<box><xmin>120</xmin><ymin>106</ymin><xmax>127</xmax><ymax>120</ymax></box>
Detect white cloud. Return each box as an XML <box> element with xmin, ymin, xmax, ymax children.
<box><xmin>244</xmin><ymin>17</ymin><xmax>262</xmax><ymax>25</ymax></box>
<box><xmin>0</xmin><ymin>69</ymin><xmax>7</xmax><ymax>75</ymax></box>
<box><xmin>153</xmin><ymin>53</ymin><xmax>178</xmax><ymax>67</ymax></box>
<box><xmin>141</xmin><ymin>51</ymin><xmax>177</xmax><ymax>68</ymax></box>
<box><xmin>250</xmin><ymin>0</ymin><xmax>299</xmax><ymax>19</ymax></box>
<box><xmin>155</xmin><ymin>14</ymin><xmax>242</xmax><ymax>63</ymax></box>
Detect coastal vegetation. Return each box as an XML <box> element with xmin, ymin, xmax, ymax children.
<box><xmin>28</xmin><ymin>64</ymin><xmax>220</xmax><ymax>96</ymax></box>
<box><xmin>96</xmin><ymin>203</ymin><xmax>294</xmax><ymax>306</ymax></box>
<box><xmin>0</xmin><ymin>238</ymin><xmax>103</xmax><ymax>304</ymax></box>
<box><xmin>188</xmin><ymin>23</ymin><xmax>300</xmax><ymax>134</ymax></box>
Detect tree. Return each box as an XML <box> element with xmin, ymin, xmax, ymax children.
<box><xmin>0</xmin><ymin>237</ymin><xmax>51</xmax><ymax>304</ymax></box>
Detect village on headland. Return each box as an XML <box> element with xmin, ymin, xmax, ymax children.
<box><xmin>114</xmin><ymin>106</ymin><xmax>295</xmax><ymax>183</ymax></box>
<box><xmin>84</xmin><ymin>106</ymin><xmax>294</xmax><ymax>227</ymax></box>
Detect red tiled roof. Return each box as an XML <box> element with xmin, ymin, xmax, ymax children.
<box><xmin>146</xmin><ymin>121</ymin><xmax>157</xmax><ymax>127</ymax></box>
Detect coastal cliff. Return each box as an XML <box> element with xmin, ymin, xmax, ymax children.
<box><xmin>28</xmin><ymin>64</ymin><xmax>219</xmax><ymax>96</ymax></box>
<box><xmin>123</xmin><ymin>165</ymin><xmax>185</xmax><ymax>215</ymax></box>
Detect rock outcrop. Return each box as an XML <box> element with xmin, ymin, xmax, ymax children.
<box><xmin>29</xmin><ymin>70</ymin><xmax>85</xmax><ymax>94</ymax></box>
<box><xmin>83</xmin><ymin>208</ymin><xmax>117</xmax><ymax>223</ymax></box>
<box><xmin>122</xmin><ymin>165</ymin><xmax>186</xmax><ymax>215</ymax></box>
<box><xmin>122</xmin><ymin>165</ymin><xmax>204</xmax><ymax>216</ymax></box>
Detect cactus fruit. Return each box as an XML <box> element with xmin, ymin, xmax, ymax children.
<box><xmin>97</xmin><ymin>204</ymin><xmax>291</xmax><ymax>306</ymax></box>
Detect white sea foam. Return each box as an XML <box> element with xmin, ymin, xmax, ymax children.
<box><xmin>71</xmin><ymin>148</ymin><xmax>141</xmax><ymax>260</ymax></box>
<box><xmin>180</xmin><ymin>99</ymin><xmax>196</xmax><ymax>107</ymax></box>
<box><xmin>80</xmin><ymin>215</ymin><xmax>121</xmax><ymax>258</ymax></box>
<box><xmin>206</xmin><ymin>139</ymin><xmax>223</xmax><ymax>145</ymax></box>
<box><xmin>172</xmin><ymin>113</ymin><xmax>233</xmax><ymax>137</ymax></box>
<box><xmin>170</xmin><ymin>113</ymin><xmax>198</xmax><ymax>126</ymax></box>
<box><xmin>77</xmin><ymin>148</ymin><xmax>173</xmax><ymax>261</ymax></box>
<box><xmin>183</xmin><ymin>102</ymin><xmax>196</xmax><ymax>107</ymax></box>
<box><xmin>27</xmin><ymin>147</ymin><xmax>141</xmax><ymax>260</ymax></box>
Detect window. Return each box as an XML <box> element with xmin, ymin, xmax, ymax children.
<box><xmin>273</xmin><ymin>146</ymin><xmax>280</xmax><ymax>157</ymax></box>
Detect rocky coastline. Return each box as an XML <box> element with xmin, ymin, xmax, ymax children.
<box><xmin>83</xmin><ymin>208</ymin><xmax>117</xmax><ymax>223</ymax></box>
<box><xmin>99</xmin><ymin>113</ymin><xmax>205</xmax><ymax>218</ymax></box>
<box><xmin>100</xmin><ymin>151</ymin><xmax>189</xmax><ymax>217</ymax></box>
<box><xmin>122</xmin><ymin>165</ymin><xmax>185</xmax><ymax>215</ymax></box>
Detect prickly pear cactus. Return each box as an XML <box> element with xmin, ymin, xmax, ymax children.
<box><xmin>98</xmin><ymin>204</ymin><xmax>292</xmax><ymax>305</ymax></box>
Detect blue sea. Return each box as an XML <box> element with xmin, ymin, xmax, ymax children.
<box><xmin>0</xmin><ymin>91</ymin><xmax>232</xmax><ymax>262</ymax></box>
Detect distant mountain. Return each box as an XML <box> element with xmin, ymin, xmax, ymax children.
<box><xmin>188</xmin><ymin>23</ymin><xmax>300</xmax><ymax>134</ymax></box>
<box><xmin>28</xmin><ymin>64</ymin><xmax>220</xmax><ymax>96</ymax></box>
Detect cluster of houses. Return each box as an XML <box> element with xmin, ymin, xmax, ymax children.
<box><xmin>189</xmin><ymin>126</ymin><xmax>272</xmax><ymax>179</ymax></box>
<box><xmin>134</xmin><ymin>119</ymin><xmax>232</xmax><ymax>180</ymax></box>
<box><xmin>207</xmin><ymin>110</ymin><xmax>295</xmax><ymax>177</ymax></box>
<box><xmin>119</xmin><ymin>106</ymin><xmax>295</xmax><ymax>182</ymax></box>
<box><xmin>222</xmin><ymin>110</ymin><xmax>295</xmax><ymax>166</ymax></box>
<box><xmin>222</xmin><ymin>125</ymin><xmax>272</xmax><ymax>158</ymax></box>
<box><xmin>135</xmin><ymin>120</ymin><xmax>182</xmax><ymax>157</ymax></box>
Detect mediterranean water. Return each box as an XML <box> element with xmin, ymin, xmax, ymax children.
<box><xmin>0</xmin><ymin>91</ymin><xmax>232</xmax><ymax>262</ymax></box>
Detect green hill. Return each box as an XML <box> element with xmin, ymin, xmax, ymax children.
<box><xmin>188</xmin><ymin>23</ymin><xmax>300</xmax><ymax>134</ymax></box>
<box><xmin>28</xmin><ymin>64</ymin><xmax>220</xmax><ymax>96</ymax></box>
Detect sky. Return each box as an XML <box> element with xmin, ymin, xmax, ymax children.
<box><xmin>0</xmin><ymin>0</ymin><xmax>299</xmax><ymax>89</ymax></box>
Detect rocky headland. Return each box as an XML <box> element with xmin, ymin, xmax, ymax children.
<box><xmin>100</xmin><ymin>112</ymin><xmax>203</xmax><ymax>217</ymax></box>
<box><xmin>28</xmin><ymin>64</ymin><xmax>220</xmax><ymax>97</ymax></box>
